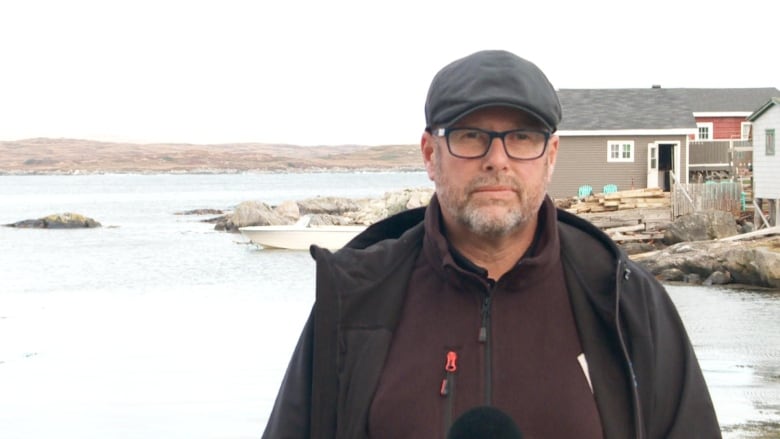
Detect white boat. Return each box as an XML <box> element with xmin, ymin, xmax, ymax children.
<box><xmin>239</xmin><ymin>224</ymin><xmax>367</xmax><ymax>250</ymax></box>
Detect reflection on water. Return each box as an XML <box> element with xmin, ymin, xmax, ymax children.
<box><xmin>667</xmin><ymin>285</ymin><xmax>780</xmax><ymax>438</ymax></box>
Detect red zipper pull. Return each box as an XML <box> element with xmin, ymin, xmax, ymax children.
<box><xmin>445</xmin><ymin>351</ymin><xmax>458</xmax><ymax>372</ymax></box>
<box><xmin>440</xmin><ymin>350</ymin><xmax>458</xmax><ymax>396</ymax></box>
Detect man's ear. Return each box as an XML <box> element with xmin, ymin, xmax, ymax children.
<box><xmin>421</xmin><ymin>131</ymin><xmax>436</xmax><ymax>180</ymax></box>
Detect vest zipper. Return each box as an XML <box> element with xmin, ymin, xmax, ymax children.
<box><xmin>440</xmin><ymin>350</ymin><xmax>458</xmax><ymax>434</ymax></box>
<box><xmin>479</xmin><ymin>292</ymin><xmax>493</xmax><ymax>405</ymax></box>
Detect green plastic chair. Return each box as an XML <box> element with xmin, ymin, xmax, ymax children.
<box><xmin>603</xmin><ymin>184</ymin><xmax>618</xmax><ymax>194</ymax></box>
<box><xmin>578</xmin><ymin>185</ymin><xmax>592</xmax><ymax>198</ymax></box>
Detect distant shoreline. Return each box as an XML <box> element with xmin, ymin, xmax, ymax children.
<box><xmin>0</xmin><ymin>167</ymin><xmax>426</xmax><ymax>176</ymax></box>
<box><xmin>0</xmin><ymin>138</ymin><xmax>423</xmax><ymax>175</ymax></box>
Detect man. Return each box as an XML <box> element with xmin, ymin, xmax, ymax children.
<box><xmin>262</xmin><ymin>50</ymin><xmax>721</xmax><ymax>438</ymax></box>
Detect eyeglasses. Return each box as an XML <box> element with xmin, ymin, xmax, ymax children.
<box><xmin>434</xmin><ymin>127</ymin><xmax>550</xmax><ymax>160</ymax></box>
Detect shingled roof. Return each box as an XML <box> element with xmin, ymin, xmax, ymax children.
<box><xmin>748</xmin><ymin>97</ymin><xmax>780</xmax><ymax>121</ymax></box>
<box><xmin>677</xmin><ymin>88</ymin><xmax>780</xmax><ymax>112</ymax></box>
<box><xmin>556</xmin><ymin>87</ymin><xmax>780</xmax><ymax>131</ymax></box>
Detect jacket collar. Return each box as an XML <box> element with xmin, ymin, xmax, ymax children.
<box><xmin>421</xmin><ymin>194</ymin><xmax>562</xmax><ymax>288</ymax></box>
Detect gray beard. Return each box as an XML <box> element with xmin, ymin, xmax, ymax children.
<box><xmin>454</xmin><ymin>200</ymin><xmax>532</xmax><ymax>238</ymax></box>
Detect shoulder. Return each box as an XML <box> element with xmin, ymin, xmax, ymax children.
<box><xmin>310</xmin><ymin>216</ymin><xmax>425</xmax><ymax>298</ymax></box>
<box><xmin>310</xmin><ymin>219</ymin><xmax>425</xmax><ymax>331</ymax></box>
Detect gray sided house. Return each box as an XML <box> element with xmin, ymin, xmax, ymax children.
<box><xmin>549</xmin><ymin>87</ymin><xmax>780</xmax><ymax>200</ymax></box>
<box><xmin>550</xmin><ymin>88</ymin><xmax>695</xmax><ymax>199</ymax></box>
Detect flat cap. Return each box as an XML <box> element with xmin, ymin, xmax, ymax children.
<box><xmin>425</xmin><ymin>50</ymin><xmax>562</xmax><ymax>131</ymax></box>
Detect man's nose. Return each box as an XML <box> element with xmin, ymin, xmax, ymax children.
<box><xmin>482</xmin><ymin>136</ymin><xmax>511</xmax><ymax>169</ymax></box>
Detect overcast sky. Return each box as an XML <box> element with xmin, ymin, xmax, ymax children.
<box><xmin>1</xmin><ymin>0</ymin><xmax>777</xmax><ymax>146</ymax></box>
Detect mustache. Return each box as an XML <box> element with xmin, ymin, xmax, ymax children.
<box><xmin>465</xmin><ymin>176</ymin><xmax>522</xmax><ymax>193</ymax></box>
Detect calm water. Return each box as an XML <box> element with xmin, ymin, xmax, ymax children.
<box><xmin>0</xmin><ymin>173</ymin><xmax>777</xmax><ymax>438</ymax></box>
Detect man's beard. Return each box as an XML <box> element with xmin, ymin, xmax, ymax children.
<box><xmin>435</xmin><ymin>159</ymin><xmax>548</xmax><ymax>238</ymax></box>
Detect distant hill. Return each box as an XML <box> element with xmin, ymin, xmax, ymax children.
<box><xmin>0</xmin><ymin>138</ymin><xmax>423</xmax><ymax>174</ymax></box>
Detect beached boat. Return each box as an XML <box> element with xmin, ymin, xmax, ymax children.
<box><xmin>239</xmin><ymin>224</ymin><xmax>367</xmax><ymax>250</ymax></box>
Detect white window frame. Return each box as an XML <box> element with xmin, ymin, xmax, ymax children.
<box><xmin>696</xmin><ymin>122</ymin><xmax>713</xmax><ymax>140</ymax></box>
<box><xmin>607</xmin><ymin>140</ymin><xmax>634</xmax><ymax>163</ymax></box>
<box><xmin>741</xmin><ymin>122</ymin><xmax>752</xmax><ymax>140</ymax></box>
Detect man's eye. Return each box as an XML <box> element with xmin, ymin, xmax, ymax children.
<box><xmin>507</xmin><ymin>131</ymin><xmax>530</xmax><ymax>141</ymax></box>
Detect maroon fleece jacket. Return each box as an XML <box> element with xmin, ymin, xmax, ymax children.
<box><xmin>368</xmin><ymin>197</ymin><xmax>604</xmax><ymax>438</ymax></box>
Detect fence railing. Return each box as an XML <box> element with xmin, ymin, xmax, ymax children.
<box><xmin>689</xmin><ymin>139</ymin><xmax>753</xmax><ymax>170</ymax></box>
<box><xmin>671</xmin><ymin>180</ymin><xmax>744</xmax><ymax>217</ymax></box>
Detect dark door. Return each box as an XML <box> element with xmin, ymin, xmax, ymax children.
<box><xmin>658</xmin><ymin>144</ymin><xmax>674</xmax><ymax>191</ymax></box>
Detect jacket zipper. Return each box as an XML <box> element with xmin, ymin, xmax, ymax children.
<box><xmin>440</xmin><ymin>350</ymin><xmax>458</xmax><ymax>434</ymax></box>
<box><xmin>615</xmin><ymin>260</ymin><xmax>644</xmax><ymax>439</ymax></box>
<box><xmin>479</xmin><ymin>292</ymin><xmax>493</xmax><ymax>405</ymax></box>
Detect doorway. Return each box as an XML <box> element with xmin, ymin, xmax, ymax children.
<box><xmin>658</xmin><ymin>143</ymin><xmax>675</xmax><ymax>191</ymax></box>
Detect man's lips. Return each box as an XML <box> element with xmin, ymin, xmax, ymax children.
<box><xmin>472</xmin><ymin>185</ymin><xmax>514</xmax><ymax>193</ymax></box>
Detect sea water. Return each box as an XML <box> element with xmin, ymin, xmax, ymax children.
<box><xmin>0</xmin><ymin>172</ymin><xmax>777</xmax><ymax>438</ymax></box>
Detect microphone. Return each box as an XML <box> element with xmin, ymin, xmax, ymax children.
<box><xmin>447</xmin><ymin>406</ymin><xmax>523</xmax><ymax>439</ymax></box>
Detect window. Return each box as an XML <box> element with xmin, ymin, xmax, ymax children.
<box><xmin>741</xmin><ymin>122</ymin><xmax>752</xmax><ymax>140</ymax></box>
<box><xmin>607</xmin><ymin>140</ymin><xmax>634</xmax><ymax>162</ymax></box>
<box><xmin>649</xmin><ymin>146</ymin><xmax>657</xmax><ymax>169</ymax></box>
<box><xmin>696</xmin><ymin>122</ymin><xmax>713</xmax><ymax>140</ymax></box>
<box><xmin>767</xmin><ymin>129</ymin><xmax>776</xmax><ymax>156</ymax></box>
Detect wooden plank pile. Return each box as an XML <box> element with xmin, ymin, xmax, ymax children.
<box><xmin>564</xmin><ymin>187</ymin><xmax>670</xmax><ymax>214</ymax></box>
<box><xmin>561</xmin><ymin>188</ymin><xmax>672</xmax><ymax>242</ymax></box>
<box><xmin>594</xmin><ymin>216</ymin><xmax>669</xmax><ymax>242</ymax></box>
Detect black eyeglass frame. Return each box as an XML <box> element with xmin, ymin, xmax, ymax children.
<box><xmin>434</xmin><ymin>127</ymin><xmax>551</xmax><ymax>160</ymax></box>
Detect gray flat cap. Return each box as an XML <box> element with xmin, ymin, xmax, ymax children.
<box><xmin>425</xmin><ymin>50</ymin><xmax>562</xmax><ymax>131</ymax></box>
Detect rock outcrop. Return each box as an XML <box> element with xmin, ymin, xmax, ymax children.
<box><xmin>632</xmin><ymin>236</ymin><xmax>780</xmax><ymax>289</ymax></box>
<box><xmin>214</xmin><ymin>187</ymin><xmax>434</xmax><ymax>231</ymax></box>
<box><xmin>663</xmin><ymin>210</ymin><xmax>739</xmax><ymax>244</ymax></box>
<box><xmin>214</xmin><ymin>201</ymin><xmax>290</xmax><ymax>232</ymax></box>
<box><xmin>4</xmin><ymin>212</ymin><xmax>102</xmax><ymax>229</ymax></box>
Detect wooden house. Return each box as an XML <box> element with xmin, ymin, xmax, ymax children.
<box><xmin>684</xmin><ymin>88</ymin><xmax>779</xmax><ymax>179</ymax></box>
<box><xmin>685</xmin><ymin>88</ymin><xmax>779</xmax><ymax>140</ymax></box>
<box><xmin>747</xmin><ymin>97</ymin><xmax>780</xmax><ymax>226</ymax></box>
<box><xmin>552</xmin><ymin>88</ymin><xmax>694</xmax><ymax>199</ymax></box>
<box><xmin>549</xmin><ymin>87</ymin><xmax>780</xmax><ymax>200</ymax></box>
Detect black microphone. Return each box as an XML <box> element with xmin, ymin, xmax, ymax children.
<box><xmin>447</xmin><ymin>406</ymin><xmax>523</xmax><ymax>439</ymax></box>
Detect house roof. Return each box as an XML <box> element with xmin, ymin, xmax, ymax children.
<box><xmin>676</xmin><ymin>88</ymin><xmax>780</xmax><ymax>112</ymax></box>
<box><xmin>748</xmin><ymin>97</ymin><xmax>780</xmax><ymax>121</ymax></box>
<box><xmin>556</xmin><ymin>87</ymin><xmax>780</xmax><ymax>131</ymax></box>
<box><xmin>557</xmin><ymin>88</ymin><xmax>696</xmax><ymax>131</ymax></box>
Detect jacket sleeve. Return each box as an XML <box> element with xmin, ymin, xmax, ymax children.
<box><xmin>638</xmin><ymin>275</ymin><xmax>722</xmax><ymax>438</ymax></box>
<box><xmin>261</xmin><ymin>307</ymin><xmax>314</xmax><ymax>439</ymax></box>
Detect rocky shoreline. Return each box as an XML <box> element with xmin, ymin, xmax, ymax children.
<box><xmin>632</xmin><ymin>235</ymin><xmax>780</xmax><ymax>289</ymax></box>
<box><xmin>6</xmin><ymin>188</ymin><xmax>779</xmax><ymax>289</ymax></box>
<box><xmin>200</xmin><ymin>189</ymin><xmax>780</xmax><ymax>289</ymax></box>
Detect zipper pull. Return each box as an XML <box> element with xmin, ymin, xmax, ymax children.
<box><xmin>445</xmin><ymin>350</ymin><xmax>458</xmax><ymax>372</ymax></box>
<box><xmin>440</xmin><ymin>350</ymin><xmax>458</xmax><ymax>396</ymax></box>
<box><xmin>479</xmin><ymin>295</ymin><xmax>491</xmax><ymax>343</ymax></box>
